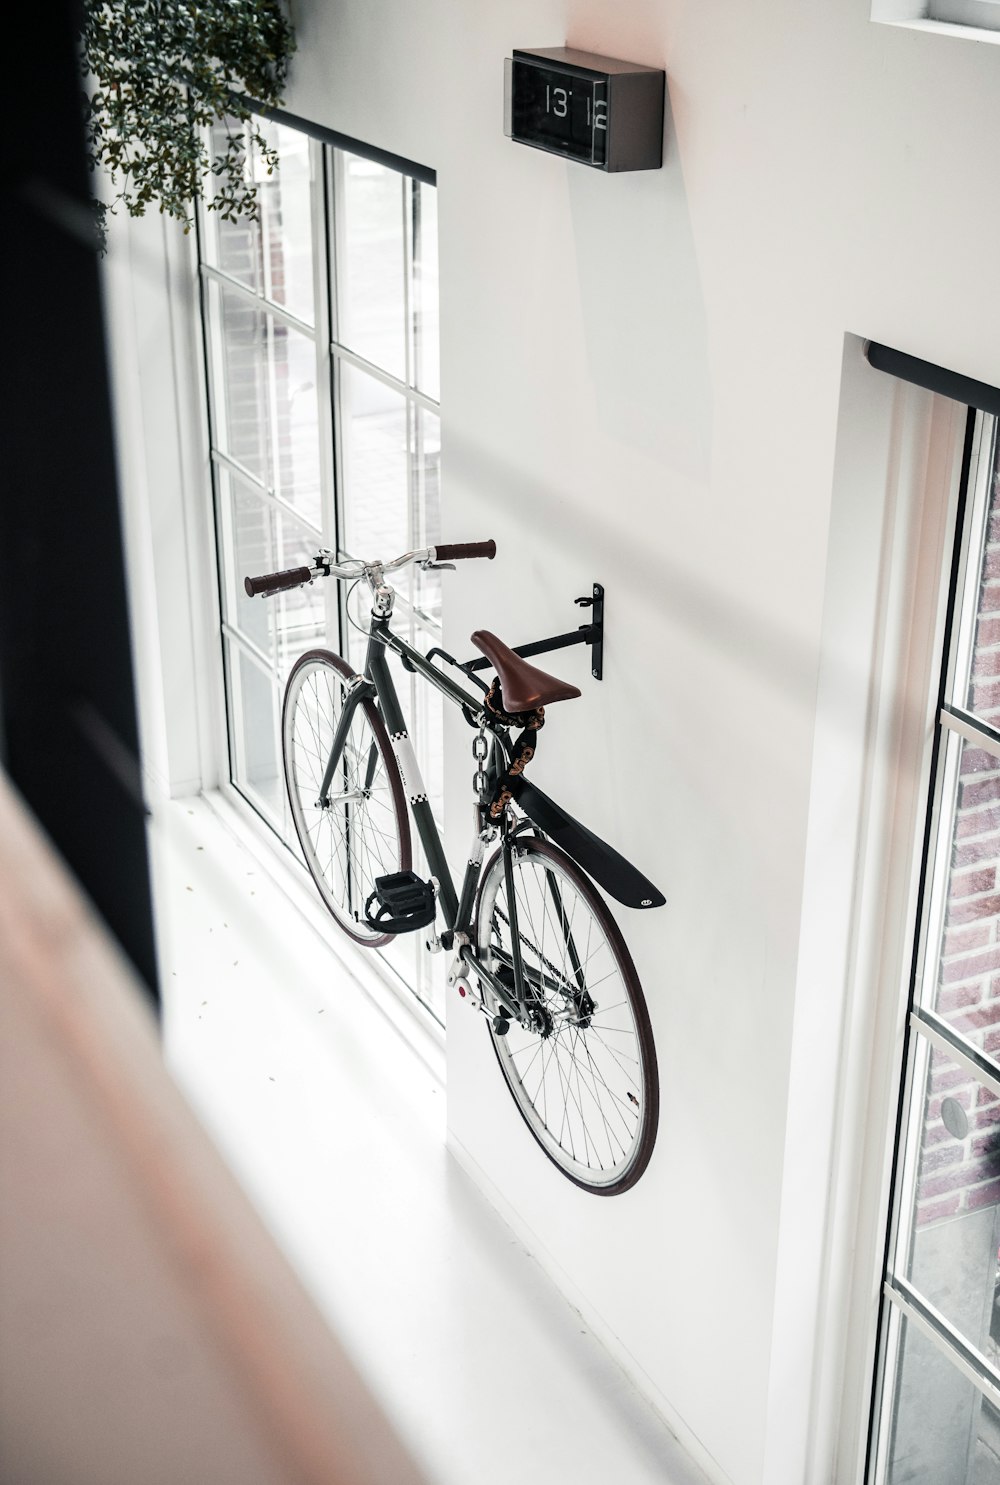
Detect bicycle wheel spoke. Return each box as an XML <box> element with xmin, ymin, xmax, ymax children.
<box><xmin>571</xmin><ymin>1034</ymin><xmax>622</xmax><ymax>1164</ymax></box>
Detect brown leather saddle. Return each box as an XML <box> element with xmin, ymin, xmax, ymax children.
<box><xmin>471</xmin><ymin>630</ymin><xmax>581</xmax><ymax>713</ymax></box>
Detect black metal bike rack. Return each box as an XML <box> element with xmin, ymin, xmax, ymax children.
<box><xmin>419</xmin><ymin>585</ymin><xmax>603</xmax><ymax>689</ymax></box>
<box><xmin>461</xmin><ymin>583</ymin><xmax>605</xmax><ymax>682</ymax></box>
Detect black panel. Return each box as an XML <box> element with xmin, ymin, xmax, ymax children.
<box><xmin>257</xmin><ymin>103</ymin><xmax>436</xmax><ymax>186</ymax></box>
<box><xmin>866</xmin><ymin>342</ymin><xmax>1000</xmax><ymax>417</ymax></box>
<box><xmin>2</xmin><ymin>0</ymin><xmax>159</xmax><ymax>1003</ymax></box>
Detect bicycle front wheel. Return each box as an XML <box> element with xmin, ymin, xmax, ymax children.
<box><xmin>475</xmin><ymin>836</ymin><xmax>658</xmax><ymax>1194</ymax></box>
<box><xmin>282</xmin><ymin>648</ymin><xmax>411</xmax><ymax>946</ymax></box>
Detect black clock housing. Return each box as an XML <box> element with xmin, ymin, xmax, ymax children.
<box><xmin>504</xmin><ymin>47</ymin><xmax>664</xmax><ymax>173</ymax></box>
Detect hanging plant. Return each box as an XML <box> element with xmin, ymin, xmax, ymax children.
<box><xmin>80</xmin><ymin>0</ymin><xmax>295</xmax><ymax>245</ymax></box>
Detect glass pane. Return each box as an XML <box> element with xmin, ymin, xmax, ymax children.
<box><xmin>411</xmin><ymin>180</ymin><xmax>439</xmax><ymax>400</ymax></box>
<box><xmin>268</xmin><ymin>319</ymin><xmax>321</xmax><ymax>527</ymax></box>
<box><xmin>926</xmin><ymin>732</ymin><xmax>1000</xmax><ymax>1059</ymax></box>
<box><xmin>258</xmin><ymin>120</ymin><xmax>315</xmax><ymax>325</ymax></box>
<box><xmin>338</xmin><ymin>154</ymin><xmax>406</xmax><ymax>380</ymax></box>
<box><xmin>209</xmin><ymin>281</ymin><xmax>270</xmax><ymax>483</ymax></box>
<box><xmin>413</xmin><ymin>405</ymin><xmax>442</xmax><ymax>625</ymax></box>
<box><xmin>339</xmin><ymin>365</ymin><xmax>408</xmax><ymax>561</ymax></box>
<box><xmin>229</xmin><ymin>642</ymin><xmax>282</xmax><ymax>825</ymax></box>
<box><xmin>902</xmin><ymin>1033</ymin><xmax>1000</xmax><ymax>1361</ymax></box>
<box><xmin>274</xmin><ymin>509</ymin><xmax>328</xmax><ymax>677</ymax></box>
<box><xmin>963</xmin><ymin>433</ymin><xmax>1000</xmax><ymax>717</ymax></box>
<box><xmin>219</xmin><ymin>469</ymin><xmax>274</xmax><ymax>661</ymax></box>
<box><xmin>203</xmin><ymin>120</ymin><xmax>261</xmax><ymax>291</ymax></box>
<box><xmin>885</xmin><ymin>1314</ymin><xmax>1000</xmax><ymax>1485</ymax></box>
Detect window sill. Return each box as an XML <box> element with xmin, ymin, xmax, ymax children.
<box><xmin>872</xmin><ymin>6</ymin><xmax>1000</xmax><ymax>44</ymax></box>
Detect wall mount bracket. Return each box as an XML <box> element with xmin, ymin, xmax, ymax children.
<box><xmin>461</xmin><ymin>583</ymin><xmax>605</xmax><ymax>683</ymax></box>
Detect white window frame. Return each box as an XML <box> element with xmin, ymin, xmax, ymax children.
<box><xmin>865</xmin><ymin>410</ymin><xmax>1000</xmax><ymax>1481</ymax></box>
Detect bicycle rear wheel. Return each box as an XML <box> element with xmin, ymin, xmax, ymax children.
<box><xmin>282</xmin><ymin>648</ymin><xmax>411</xmax><ymax>946</ymax></box>
<box><xmin>475</xmin><ymin>836</ymin><xmax>658</xmax><ymax>1194</ymax></box>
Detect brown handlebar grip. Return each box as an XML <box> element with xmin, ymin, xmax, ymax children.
<box><xmin>433</xmin><ymin>540</ymin><xmax>496</xmax><ymax>562</ymax></box>
<box><xmin>244</xmin><ymin>566</ymin><xmax>312</xmax><ymax>598</ymax></box>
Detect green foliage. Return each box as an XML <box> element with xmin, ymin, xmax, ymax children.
<box><xmin>80</xmin><ymin>0</ymin><xmax>295</xmax><ymax>244</ymax></box>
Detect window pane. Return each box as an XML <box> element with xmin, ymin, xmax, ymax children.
<box><xmin>901</xmin><ymin>1032</ymin><xmax>1000</xmax><ymax>1360</ymax></box>
<box><xmin>274</xmin><ymin>508</ymin><xmax>327</xmax><ymax>676</ymax></box>
<box><xmin>926</xmin><ymin>731</ymin><xmax>1000</xmax><ymax>1058</ymax></box>
<box><xmin>269</xmin><ymin>319</ymin><xmax>321</xmax><ymax>527</ymax></box>
<box><xmin>203</xmin><ymin>121</ymin><xmax>262</xmax><ymax>291</ymax></box>
<box><xmin>412</xmin><ymin>180</ymin><xmax>439</xmax><ymax>400</ymax></box>
<box><xmin>218</xmin><ymin>469</ymin><xmax>274</xmax><ymax>662</ymax></box>
<box><xmin>258</xmin><ymin>121</ymin><xmax>315</xmax><ymax>325</ymax></box>
<box><xmin>338</xmin><ymin>155</ymin><xmax>406</xmax><ymax>380</ymax></box>
<box><xmin>228</xmin><ymin>641</ymin><xmax>282</xmax><ymax>825</ymax></box>
<box><xmin>209</xmin><ymin>281</ymin><xmax>270</xmax><ymax>483</ymax></box>
<box><xmin>885</xmin><ymin>1314</ymin><xmax>1000</xmax><ymax>1485</ymax></box>
<box><xmin>413</xmin><ymin>406</ymin><xmax>442</xmax><ymax>624</ymax></box>
<box><xmin>962</xmin><ymin>434</ymin><xmax>1000</xmax><ymax>717</ymax></box>
<box><xmin>339</xmin><ymin>365</ymin><xmax>408</xmax><ymax>560</ymax></box>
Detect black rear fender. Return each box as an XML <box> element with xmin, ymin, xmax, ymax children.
<box><xmin>509</xmin><ymin>777</ymin><xmax>665</xmax><ymax>910</ymax></box>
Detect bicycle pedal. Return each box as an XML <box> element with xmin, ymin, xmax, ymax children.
<box><xmin>364</xmin><ymin>871</ymin><xmax>437</xmax><ymax>934</ymax></box>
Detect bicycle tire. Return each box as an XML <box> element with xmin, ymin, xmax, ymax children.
<box><xmin>282</xmin><ymin>648</ymin><xmax>411</xmax><ymax>946</ymax></box>
<box><xmin>475</xmin><ymin>836</ymin><xmax>658</xmax><ymax>1194</ymax></box>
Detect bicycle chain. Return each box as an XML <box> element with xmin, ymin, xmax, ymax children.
<box><xmin>490</xmin><ymin>905</ymin><xmax>580</xmax><ymax>1007</ymax></box>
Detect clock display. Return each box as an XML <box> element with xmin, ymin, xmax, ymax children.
<box><xmin>504</xmin><ymin>47</ymin><xmax>665</xmax><ymax>174</ymax></box>
<box><xmin>510</xmin><ymin>59</ymin><xmax>608</xmax><ymax>168</ymax></box>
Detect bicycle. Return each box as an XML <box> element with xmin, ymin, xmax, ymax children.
<box><xmin>245</xmin><ymin>540</ymin><xmax>664</xmax><ymax>1195</ymax></box>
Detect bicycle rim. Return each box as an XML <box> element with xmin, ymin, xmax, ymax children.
<box><xmin>283</xmin><ymin>649</ymin><xmax>410</xmax><ymax>946</ymax></box>
<box><xmin>475</xmin><ymin>837</ymin><xmax>657</xmax><ymax>1194</ymax></box>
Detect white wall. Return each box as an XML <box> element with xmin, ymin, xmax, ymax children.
<box><xmin>106</xmin><ymin>2</ymin><xmax>1000</xmax><ymax>1483</ymax></box>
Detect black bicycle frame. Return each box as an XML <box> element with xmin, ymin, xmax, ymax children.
<box><xmin>315</xmin><ymin>613</ymin><xmax>544</xmax><ymax>1022</ymax></box>
<box><xmin>316</xmin><ymin>616</ymin><xmax>492</xmax><ymax>923</ymax></box>
<box><xmin>313</xmin><ymin>604</ymin><xmax>662</xmax><ymax>1024</ymax></box>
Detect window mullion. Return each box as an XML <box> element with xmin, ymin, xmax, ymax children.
<box><xmin>911</xmin><ymin>1007</ymin><xmax>1000</xmax><ymax>1098</ymax></box>
<box><xmin>940</xmin><ymin>702</ymin><xmax>1000</xmax><ymax>761</ymax></box>
<box><xmin>884</xmin><ymin>1277</ymin><xmax>1000</xmax><ymax>1409</ymax></box>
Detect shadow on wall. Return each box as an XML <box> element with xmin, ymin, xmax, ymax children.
<box><xmin>449</xmin><ymin>427</ymin><xmax>820</xmax><ymax>707</ymax></box>
<box><xmin>568</xmin><ymin>82</ymin><xmax>712</xmax><ymax>480</ymax></box>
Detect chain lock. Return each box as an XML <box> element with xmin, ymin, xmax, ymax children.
<box><xmin>472</xmin><ymin>726</ymin><xmax>489</xmax><ymax>798</ymax></box>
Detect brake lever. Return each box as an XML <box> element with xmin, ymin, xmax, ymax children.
<box><xmin>421</xmin><ymin>560</ymin><xmax>457</xmax><ymax>572</ymax></box>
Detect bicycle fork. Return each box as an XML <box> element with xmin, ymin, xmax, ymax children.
<box><xmin>448</xmin><ymin>819</ymin><xmax>538</xmax><ymax>1033</ymax></box>
<box><xmin>316</xmin><ymin>677</ymin><xmax>374</xmax><ymax>806</ymax></box>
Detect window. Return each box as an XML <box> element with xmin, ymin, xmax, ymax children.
<box><xmin>198</xmin><ymin>119</ymin><xmax>443</xmax><ymax>1018</ymax></box>
<box><xmin>871</xmin><ymin>413</ymin><xmax>1000</xmax><ymax>1482</ymax></box>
